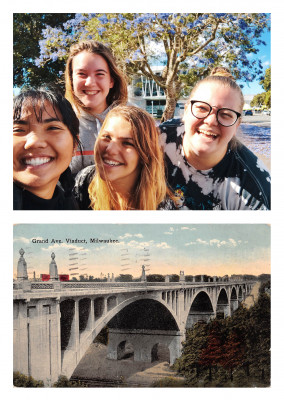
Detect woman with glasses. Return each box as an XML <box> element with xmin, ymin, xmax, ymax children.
<box><xmin>160</xmin><ymin>67</ymin><xmax>271</xmax><ymax>210</ymax></box>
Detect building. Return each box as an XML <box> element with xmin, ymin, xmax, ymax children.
<box><xmin>128</xmin><ymin>66</ymin><xmax>186</xmax><ymax>118</ymax></box>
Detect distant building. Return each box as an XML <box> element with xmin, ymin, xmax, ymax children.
<box><xmin>243</xmin><ymin>94</ymin><xmax>255</xmax><ymax>110</ymax></box>
<box><xmin>128</xmin><ymin>66</ymin><xmax>186</xmax><ymax>118</ymax></box>
<box><xmin>128</xmin><ymin>67</ymin><xmax>256</xmax><ymax>118</ymax></box>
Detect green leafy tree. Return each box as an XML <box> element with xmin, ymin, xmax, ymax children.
<box><xmin>116</xmin><ymin>274</ymin><xmax>133</xmax><ymax>282</ymax></box>
<box><xmin>170</xmin><ymin>274</ymin><xmax>180</xmax><ymax>282</ymax></box>
<box><xmin>251</xmin><ymin>92</ymin><xmax>266</xmax><ymax>108</ymax></box>
<box><xmin>13</xmin><ymin>13</ymin><xmax>75</xmax><ymax>89</ymax></box>
<box><xmin>146</xmin><ymin>274</ymin><xmax>165</xmax><ymax>282</ymax></box>
<box><xmin>174</xmin><ymin>321</ymin><xmax>208</xmax><ymax>381</ymax></box>
<box><xmin>260</xmin><ymin>66</ymin><xmax>271</xmax><ymax>91</ymax></box>
<box><xmin>245</xmin><ymin>290</ymin><xmax>270</xmax><ymax>384</ymax></box>
<box><xmin>34</xmin><ymin>13</ymin><xmax>269</xmax><ymax>121</ymax></box>
<box><xmin>251</xmin><ymin>66</ymin><xmax>271</xmax><ymax>109</ymax></box>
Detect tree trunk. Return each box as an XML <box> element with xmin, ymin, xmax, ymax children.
<box><xmin>160</xmin><ymin>83</ymin><xmax>178</xmax><ymax>123</ymax></box>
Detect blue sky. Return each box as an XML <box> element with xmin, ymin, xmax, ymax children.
<box><xmin>238</xmin><ymin>28</ymin><xmax>271</xmax><ymax>95</ymax></box>
<box><xmin>13</xmin><ymin>224</ymin><xmax>270</xmax><ymax>279</ymax></box>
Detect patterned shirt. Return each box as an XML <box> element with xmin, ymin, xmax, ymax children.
<box><xmin>159</xmin><ymin>118</ymin><xmax>271</xmax><ymax>210</ymax></box>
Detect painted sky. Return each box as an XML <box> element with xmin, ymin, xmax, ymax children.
<box><xmin>13</xmin><ymin>224</ymin><xmax>270</xmax><ymax>280</ymax></box>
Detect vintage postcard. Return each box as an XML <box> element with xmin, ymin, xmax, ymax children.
<box><xmin>13</xmin><ymin>223</ymin><xmax>270</xmax><ymax>388</ymax></box>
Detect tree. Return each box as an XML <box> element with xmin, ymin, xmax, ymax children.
<box><xmin>251</xmin><ymin>66</ymin><xmax>271</xmax><ymax>109</ymax></box>
<box><xmin>250</xmin><ymin>93</ymin><xmax>266</xmax><ymax>108</ymax></box>
<box><xmin>146</xmin><ymin>274</ymin><xmax>165</xmax><ymax>282</ymax></box>
<box><xmin>199</xmin><ymin>320</ymin><xmax>224</xmax><ymax>381</ymax></box>
<box><xmin>35</xmin><ymin>13</ymin><xmax>269</xmax><ymax>121</ymax></box>
<box><xmin>220</xmin><ymin>330</ymin><xmax>245</xmax><ymax>381</ymax></box>
<box><xmin>170</xmin><ymin>274</ymin><xmax>179</xmax><ymax>282</ymax></box>
<box><xmin>13</xmin><ymin>13</ymin><xmax>75</xmax><ymax>89</ymax></box>
<box><xmin>174</xmin><ymin>321</ymin><xmax>208</xmax><ymax>381</ymax></box>
<box><xmin>116</xmin><ymin>274</ymin><xmax>133</xmax><ymax>282</ymax></box>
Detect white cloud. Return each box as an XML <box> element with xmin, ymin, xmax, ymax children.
<box><xmin>118</xmin><ymin>233</ymin><xmax>133</xmax><ymax>240</ymax></box>
<box><xmin>135</xmin><ymin>233</ymin><xmax>143</xmax><ymax>238</ymax></box>
<box><xmin>181</xmin><ymin>227</ymin><xmax>196</xmax><ymax>231</ymax></box>
<box><xmin>229</xmin><ymin>238</ymin><xmax>237</xmax><ymax>247</ymax></box>
<box><xmin>13</xmin><ymin>236</ymin><xmax>31</xmax><ymax>244</ymax></box>
<box><xmin>210</xmin><ymin>239</ymin><xmax>220</xmax><ymax>246</ymax></box>
<box><xmin>196</xmin><ymin>238</ymin><xmax>208</xmax><ymax>245</ymax></box>
<box><xmin>42</xmin><ymin>243</ymin><xmax>89</xmax><ymax>252</ymax></box>
<box><xmin>156</xmin><ymin>242</ymin><xmax>171</xmax><ymax>249</ymax></box>
<box><xmin>127</xmin><ymin>240</ymin><xmax>154</xmax><ymax>249</ymax></box>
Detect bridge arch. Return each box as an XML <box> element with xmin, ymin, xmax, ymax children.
<box><xmin>230</xmin><ymin>287</ymin><xmax>239</xmax><ymax>314</ymax></box>
<box><xmin>91</xmin><ymin>294</ymin><xmax>182</xmax><ymax>338</ymax></box>
<box><xmin>151</xmin><ymin>343</ymin><xmax>170</xmax><ymax>363</ymax></box>
<box><xmin>117</xmin><ymin>340</ymin><xmax>134</xmax><ymax>360</ymax></box>
<box><xmin>185</xmin><ymin>290</ymin><xmax>214</xmax><ymax>329</ymax></box>
<box><xmin>60</xmin><ymin>299</ymin><xmax>75</xmax><ymax>351</ymax></box>
<box><xmin>216</xmin><ymin>288</ymin><xmax>230</xmax><ymax>318</ymax></box>
<box><xmin>107</xmin><ymin>298</ymin><xmax>179</xmax><ymax>331</ymax></box>
<box><xmin>79</xmin><ymin>298</ymin><xmax>91</xmax><ymax>333</ymax></box>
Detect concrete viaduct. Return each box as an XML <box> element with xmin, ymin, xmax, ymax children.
<box><xmin>13</xmin><ymin>250</ymin><xmax>255</xmax><ymax>386</ymax></box>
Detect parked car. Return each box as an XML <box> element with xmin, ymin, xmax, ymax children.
<box><xmin>263</xmin><ymin>110</ymin><xmax>271</xmax><ymax>116</ymax></box>
<box><xmin>244</xmin><ymin>110</ymin><xmax>253</xmax><ymax>116</ymax></box>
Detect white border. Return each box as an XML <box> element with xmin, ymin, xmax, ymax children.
<box><xmin>3</xmin><ymin>1</ymin><xmax>284</xmax><ymax>399</ymax></box>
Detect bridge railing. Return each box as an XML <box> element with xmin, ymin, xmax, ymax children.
<box><xmin>13</xmin><ymin>279</ymin><xmax>257</xmax><ymax>293</ymax></box>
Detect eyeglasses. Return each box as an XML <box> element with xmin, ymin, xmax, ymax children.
<box><xmin>190</xmin><ymin>100</ymin><xmax>241</xmax><ymax>127</ymax></box>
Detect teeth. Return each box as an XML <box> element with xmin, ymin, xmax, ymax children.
<box><xmin>104</xmin><ymin>159</ymin><xmax>121</xmax><ymax>166</ymax></box>
<box><xmin>85</xmin><ymin>91</ymin><xmax>99</xmax><ymax>95</ymax></box>
<box><xmin>24</xmin><ymin>157</ymin><xmax>51</xmax><ymax>166</ymax></box>
<box><xmin>199</xmin><ymin>130</ymin><xmax>218</xmax><ymax>137</ymax></box>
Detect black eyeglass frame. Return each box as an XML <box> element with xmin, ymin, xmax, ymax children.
<box><xmin>190</xmin><ymin>100</ymin><xmax>241</xmax><ymax>127</ymax></box>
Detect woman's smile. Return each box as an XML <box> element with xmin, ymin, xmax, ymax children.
<box><xmin>183</xmin><ymin>81</ymin><xmax>241</xmax><ymax>169</ymax></box>
<box><xmin>13</xmin><ymin>102</ymin><xmax>75</xmax><ymax>199</ymax></box>
<box><xmin>96</xmin><ymin>115</ymin><xmax>141</xmax><ymax>193</ymax></box>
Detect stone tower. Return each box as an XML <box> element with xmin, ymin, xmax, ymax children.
<box><xmin>141</xmin><ymin>265</ymin><xmax>146</xmax><ymax>282</ymax></box>
<box><xmin>17</xmin><ymin>248</ymin><xmax>28</xmax><ymax>281</ymax></box>
<box><xmin>49</xmin><ymin>252</ymin><xmax>58</xmax><ymax>280</ymax></box>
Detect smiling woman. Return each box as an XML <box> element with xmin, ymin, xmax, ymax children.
<box><xmin>73</xmin><ymin>105</ymin><xmax>176</xmax><ymax>210</ymax></box>
<box><xmin>160</xmin><ymin>67</ymin><xmax>271</xmax><ymax>210</ymax></box>
<box><xmin>13</xmin><ymin>88</ymin><xmax>80</xmax><ymax>210</ymax></box>
<box><xmin>65</xmin><ymin>40</ymin><xmax>128</xmax><ymax>175</ymax></box>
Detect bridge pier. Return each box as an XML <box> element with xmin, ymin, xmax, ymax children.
<box><xmin>13</xmin><ymin>298</ymin><xmax>61</xmax><ymax>386</ymax></box>
<box><xmin>106</xmin><ymin>328</ymin><xmax>182</xmax><ymax>365</ymax></box>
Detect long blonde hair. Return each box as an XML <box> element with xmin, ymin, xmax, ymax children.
<box><xmin>65</xmin><ymin>40</ymin><xmax>128</xmax><ymax>115</ymax></box>
<box><xmin>88</xmin><ymin>105</ymin><xmax>171</xmax><ymax>210</ymax></box>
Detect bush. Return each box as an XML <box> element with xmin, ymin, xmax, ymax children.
<box><xmin>13</xmin><ymin>371</ymin><xmax>44</xmax><ymax>387</ymax></box>
<box><xmin>151</xmin><ymin>377</ymin><xmax>186</xmax><ymax>387</ymax></box>
<box><xmin>53</xmin><ymin>375</ymin><xmax>87</xmax><ymax>387</ymax></box>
